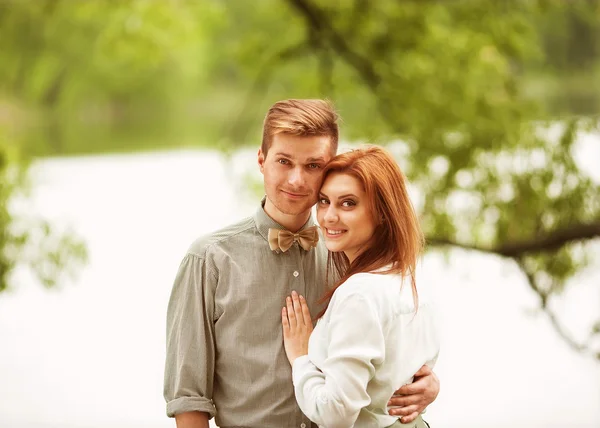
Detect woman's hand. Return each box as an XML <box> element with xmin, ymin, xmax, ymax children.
<box><xmin>282</xmin><ymin>290</ymin><xmax>313</xmax><ymax>365</ymax></box>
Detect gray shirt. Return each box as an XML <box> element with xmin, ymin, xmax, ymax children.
<box><xmin>164</xmin><ymin>201</ymin><xmax>328</xmax><ymax>428</ymax></box>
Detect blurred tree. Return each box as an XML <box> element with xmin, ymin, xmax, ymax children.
<box><xmin>0</xmin><ymin>0</ymin><xmax>212</xmax><ymax>290</ymax></box>
<box><xmin>0</xmin><ymin>0</ymin><xmax>211</xmax><ymax>119</ymax></box>
<box><xmin>0</xmin><ymin>138</ymin><xmax>87</xmax><ymax>293</ymax></box>
<box><xmin>209</xmin><ymin>0</ymin><xmax>600</xmax><ymax>359</ymax></box>
<box><xmin>0</xmin><ymin>0</ymin><xmax>598</xmax><ymax>358</ymax></box>
<box><xmin>530</xmin><ymin>0</ymin><xmax>600</xmax><ymax>114</ymax></box>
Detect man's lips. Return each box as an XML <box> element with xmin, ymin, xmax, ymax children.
<box><xmin>281</xmin><ymin>190</ymin><xmax>308</xmax><ymax>199</ymax></box>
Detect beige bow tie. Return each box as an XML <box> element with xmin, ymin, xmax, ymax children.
<box><xmin>268</xmin><ymin>226</ymin><xmax>319</xmax><ymax>252</ymax></box>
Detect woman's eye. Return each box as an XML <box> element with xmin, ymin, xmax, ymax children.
<box><xmin>318</xmin><ymin>198</ymin><xmax>329</xmax><ymax>205</ymax></box>
<box><xmin>342</xmin><ymin>200</ymin><xmax>356</xmax><ymax>207</ymax></box>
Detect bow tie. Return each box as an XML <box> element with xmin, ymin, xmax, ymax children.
<box><xmin>268</xmin><ymin>226</ymin><xmax>319</xmax><ymax>253</ymax></box>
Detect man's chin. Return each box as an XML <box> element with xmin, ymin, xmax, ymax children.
<box><xmin>276</xmin><ymin>201</ymin><xmax>313</xmax><ymax>216</ymax></box>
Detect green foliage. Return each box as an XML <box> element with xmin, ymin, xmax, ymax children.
<box><xmin>0</xmin><ymin>0</ymin><xmax>599</xmax><ymax>355</ymax></box>
<box><xmin>0</xmin><ymin>0</ymin><xmax>212</xmax><ymax>112</ymax></box>
<box><xmin>529</xmin><ymin>0</ymin><xmax>600</xmax><ymax>113</ymax></box>
<box><xmin>205</xmin><ymin>0</ymin><xmax>600</xmax><ymax>356</ymax></box>
<box><xmin>0</xmin><ymin>135</ymin><xmax>87</xmax><ymax>292</ymax></box>
<box><xmin>0</xmin><ymin>142</ymin><xmax>21</xmax><ymax>291</ymax></box>
<box><xmin>205</xmin><ymin>0</ymin><xmax>600</xmax><ymax>270</ymax></box>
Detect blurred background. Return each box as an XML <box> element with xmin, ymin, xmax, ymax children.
<box><xmin>1</xmin><ymin>1</ymin><xmax>599</xmax><ymax>427</ymax></box>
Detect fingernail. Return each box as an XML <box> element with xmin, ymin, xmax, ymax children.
<box><xmin>292</xmin><ymin>290</ymin><xmax>298</xmax><ymax>297</ymax></box>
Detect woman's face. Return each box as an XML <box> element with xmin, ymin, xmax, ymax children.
<box><xmin>316</xmin><ymin>172</ymin><xmax>377</xmax><ymax>263</ymax></box>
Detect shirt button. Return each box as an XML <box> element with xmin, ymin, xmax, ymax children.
<box><xmin>293</xmin><ymin>271</ymin><xmax>299</xmax><ymax>277</ymax></box>
<box><xmin>300</xmin><ymin>424</ymin><xmax>306</xmax><ymax>428</ymax></box>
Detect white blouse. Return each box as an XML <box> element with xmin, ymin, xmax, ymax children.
<box><xmin>292</xmin><ymin>271</ymin><xmax>440</xmax><ymax>428</ymax></box>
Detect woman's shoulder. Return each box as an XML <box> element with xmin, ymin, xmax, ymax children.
<box><xmin>333</xmin><ymin>272</ymin><xmax>393</xmax><ymax>302</ymax></box>
<box><xmin>336</xmin><ymin>271</ymin><xmax>435</xmax><ymax>313</ymax></box>
<box><xmin>337</xmin><ymin>271</ymin><xmax>379</xmax><ymax>290</ymax></box>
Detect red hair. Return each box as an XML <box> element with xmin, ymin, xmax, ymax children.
<box><xmin>318</xmin><ymin>146</ymin><xmax>424</xmax><ymax>317</ymax></box>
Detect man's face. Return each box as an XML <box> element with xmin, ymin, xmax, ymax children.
<box><xmin>258</xmin><ymin>133</ymin><xmax>333</xmax><ymax>218</ymax></box>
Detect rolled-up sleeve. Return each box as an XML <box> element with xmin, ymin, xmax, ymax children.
<box><xmin>164</xmin><ymin>252</ymin><xmax>217</xmax><ymax>418</ymax></box>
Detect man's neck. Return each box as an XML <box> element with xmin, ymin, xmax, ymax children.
<box><xmin>263</xmin><ymin>199</ymin><xmax>312</xmax><ymax>233</ymax></box>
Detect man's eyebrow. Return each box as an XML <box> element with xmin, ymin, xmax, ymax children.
<box><xmin>273</xmin><ymin>153</ymin><xmax>327</xmax><ymax>163</ymax></box>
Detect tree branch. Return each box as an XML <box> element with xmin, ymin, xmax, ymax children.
<box><xmin>283</xmin><ymin>0</ymin><xmax>408</xmax><ymax>130</ymax></box>
<box><xmin>224</xmin><ymin>41</ymin><xmax>311</xmax><ymax>146</ymax></box>
<box><xmin>430</xmin><ymin>228</ymin><xmax>600</xmax><ymax>361</ymax></box>
<box><xmin>427</xmin><ymin>221</ymin><xmax>600</xmax><ymax>257</ymax></box>
<box><xmin>515</xmin><ymin>258</ymin><xmax>598</xmax><ymax>359</ymax></box>
<box><xmin>284</xmin><ymin>0</ymin><xmax>381</xmax><ymax>89</ymax></box>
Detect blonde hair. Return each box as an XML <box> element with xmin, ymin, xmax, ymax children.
<box><xmin>261</xmin><ymin>99</ymin><xmax>339</xmax><ymax>155</ymax></box>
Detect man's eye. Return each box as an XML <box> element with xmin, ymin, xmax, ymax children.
<box><xmin>308</xmin><ymin>163</ymin><xmax>321</xmax><ymax>169</ymax></box>
<box><xmin>278</xmin><ymin>159</ymin><xmax>289</xmax><ymax>165</ymax></box>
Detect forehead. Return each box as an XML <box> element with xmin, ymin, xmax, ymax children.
<box><xmin>321</xmin><ymin>172</ymin><xmax>365</xmax><ymax>195</ymax></box>
<box><xmin>269</xmin><ymin>133</ymin><xmax>333</xmax><ymax>161</ymax></box>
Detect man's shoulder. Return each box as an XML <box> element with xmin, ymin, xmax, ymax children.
<box><xmin>187</xmin><ymin>215</ymin><xmax>255</xmax><ymax>258</ymax></box>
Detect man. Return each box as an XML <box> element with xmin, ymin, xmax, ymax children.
<box><xmin>164</xmin><ymin>99</ymin><xmax>439</xmax><ymax>428</ymax></box>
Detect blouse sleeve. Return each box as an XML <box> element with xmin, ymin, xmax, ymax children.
<box><xmin>292</xmin><ymin>291</ymin><xmax>385</xmax><ymax>428</ymax></box>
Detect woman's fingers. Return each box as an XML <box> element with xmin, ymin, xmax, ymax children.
<box><xmin>281</xmin><ymin>307</ymin><xmax>290</xmax><ymax>332</ymax></box>
<box><xmin>292</xmin><ymin>291</ymin><xmax>304</xmax><ymax>324</ymax></box>
<box><xmin>286</xmin><ymin>296</ymin><xmax>296</xmax><ymax>327</ymax></box>
<box><xmin>285</xmin><ymin>291</ymin><xmax>313</xmax><ymax>332</ymax></box>
<box><xmin>299</xmin><ymin>295</ymin><xmax>313</xmax><ymax>331</ymax></box>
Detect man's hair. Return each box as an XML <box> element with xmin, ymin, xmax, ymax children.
<box><xmin>261</xmin><ymin>99</ymin><xmax>339</xmax><ymax>156</ymax></box>
<box><xmin>317</xmin><ymin>146</ymin><xmax>424</xmax><ymax>318</ymax></box>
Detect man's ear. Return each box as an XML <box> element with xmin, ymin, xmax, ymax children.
<box><xmin>257</xmin><ymin>148</ymin><xmax>266</xmax><ymax>174</ymax></box>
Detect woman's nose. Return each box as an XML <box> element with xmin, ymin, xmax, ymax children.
<box><xmin>323</xmin><ymin>206</ymin><xmax>338</xmax><ymax>222</ymax></box>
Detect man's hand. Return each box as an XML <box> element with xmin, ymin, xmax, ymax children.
<box><xmin>282</xmin><ymin>291</ymin><xmax>313</xmax><ymax>365</ymax></box>
<box><xmin>388</xmin><ymin>365</ymin><xmax>439</xmax><ymax>424</ymax></box>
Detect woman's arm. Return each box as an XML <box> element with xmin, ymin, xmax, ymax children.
<box><xmin>289</xmin><ymin>292</ymin><xmax>385</xmax><ymax>428</ymax></box>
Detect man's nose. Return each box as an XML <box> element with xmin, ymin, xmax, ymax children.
<box><xmin>288</xmin><ymin>167</ymin><xmax>306</xmax><ymax>187</ymax></box>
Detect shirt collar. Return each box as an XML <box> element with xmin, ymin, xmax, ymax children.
<box><xmin>253</xmin><ymin>196</ymin><xmax>317</xmax><ymax>243</ymax></box>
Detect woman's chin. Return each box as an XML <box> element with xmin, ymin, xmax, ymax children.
<box><xmin>325</xmin><ymin>243</ymin><xmax>345</xmax><ymax>253</ymax></box>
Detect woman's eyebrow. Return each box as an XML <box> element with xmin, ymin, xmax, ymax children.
<box><xmin>318</xmin><ymin>192</ymin><xmax>357</xmax><ymax>199</ymax></box>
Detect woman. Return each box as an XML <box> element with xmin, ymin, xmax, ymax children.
<box><xmin>281</xmin><ymin>146</ymin><xmax>439</xmax><ymax>428</ymax></box>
